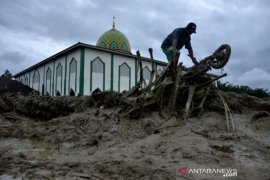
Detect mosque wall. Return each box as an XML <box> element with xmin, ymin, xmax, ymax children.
<box><xmin>114</xmin><ymin>54</ymin><xmax>136</xmax><ymax>92</ymax></box>
<box><xmin>15</xmin><ymin>49</ymin><xmax>81</xmax><ymax>96</ymax></box>
<box><xmin>141</xmin><ymin>61</ymin><xmax>152</xmax><ymax>87</ymax></box>
<box><xmin>66</xmin><ymin>49</ymin><xmax>80</xmax><ymax>96</ymax></box>
<box><xmin>15</xmin><ymin>45</ymin><xmax>167</xmax><ymax>96</ymax></box>
<box><xmin>43</xmin><ymin>61</ymin><xmax>54</xmax><ymax>96</ymax></box>
<box><xmin>52</xmin><ymin>56</ymin><xmax>65</xmax><ymax>96</ymax></box>
<box><xmin>84</xmin><ymin>48</ymin><xmax>111</xmax><ymax>95</ymax></box>
<box><xmin>29</xmin><ymin>66</ymin><xmax>44</xmax><ymax>94</ymax></box>
<box><xmin>16</xmin><ymin>72</ymin><xmax>30</xmax><ymax>88</ymax></box>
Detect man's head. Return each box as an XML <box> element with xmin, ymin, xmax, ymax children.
<box><xmin>186</xmin><ymin>22</ymin><xmax>196</xmax><ymax>34</ymax></box>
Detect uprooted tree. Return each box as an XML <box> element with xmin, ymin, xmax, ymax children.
<box><xmin>97</xmin><ymin>44</ymin><xmax>234</xmax><ymax>132</ymax></box>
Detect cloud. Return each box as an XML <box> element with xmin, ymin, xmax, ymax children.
<box><xmin>0</xmin><ymin>25</ymin><xmax>69</xmax><ymax>75</ymax></box>
<box><xmin>0</xmin><ymin>51</ymin><xmax>27</xmax><ymax>75</ymax></box>
<box><xmin>0</xmin><ymin>51</ymin><xmax>27</xmax><ymax>64</ymax></box>
<box><xmin>227</xmin><ymin>68</ymin><xmax>270</xmax><ymax>90</ymax></box>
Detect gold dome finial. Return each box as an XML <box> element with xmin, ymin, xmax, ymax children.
<box><xmin>112</xmin><ymin>16</ymin><xmax>115</xmax><ymax>29</ymax></box>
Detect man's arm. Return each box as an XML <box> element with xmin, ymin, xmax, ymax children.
<box><xmin>188</xmin><ymin>48</ymin><xmax>198</xmax><ymax>64</ymax></box>
<box><xmin>185</xmin><ymin>40</ymin><xmax>198</xmax><ymax>65</ymax></box>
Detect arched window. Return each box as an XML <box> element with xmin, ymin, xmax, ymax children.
<box><xmin>143</xmin><ymin>66</ymin><xmax>151</xmax><ymax>88</ymax></box>
<box><xmin>46</xmin><ymin>68</ymin><xmax>52</xmax><ymax>95</ymax></box>
<box><xmin>32</xmin><ymin>70</ymin><xmax>40</xmax><ymax>91</ymax></box>
<box><xmin>56</xmin><ymin>63</ymin><xmax>62</xmax><ymax>95</ymax></box>
<box><xmin>69</xmin><ymin>58</ymin><xmax>77</xmax><ymax>94</ymax></box>
<box><xmin>157</xmin><ymin>68</ymin><xmax>163</xmax><ymax>76</ymax></box>
<box><xmin>90</xmin><ymin>57</ymin><xmax>105</xmax><ymax>92</ymax></box>
<box><xmin>119</xmin><ymin>63</ymin><xmax>131</xmax><ymax>92</ymax></box>
<box><xmin>24</xmin><ymin>76</ymin><xmax>28</xmax><ymax>86</ymax></box>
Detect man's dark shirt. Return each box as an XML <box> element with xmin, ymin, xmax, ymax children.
<box><xmin>161</xmin><ymin>28</ymin><xmax>192</xmax><ymax>50</ymax></box>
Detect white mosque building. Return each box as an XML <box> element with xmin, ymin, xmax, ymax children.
<box><xmin>14</xmin><ymin>21</ymin><xmax>167</xmax><ymax>96</ymax></box>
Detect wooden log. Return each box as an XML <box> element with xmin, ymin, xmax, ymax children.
<box><xmin>151</xmin><ymin>59</ymin><xmax>174</xmax><ymax>88</ymax></box>
<box><xmin>217</xmin><ymin>91</ymin><xmax>234</xmax><ymax>132</ymax></box>
<box><xmin>136</xmin><ymin>51</ymin><xmax>143</xmax><ymax>85</ymax></box>
<box><xmin>153</xmin><ymin>76</ymin><xmax>174</xmax><ymax>92</ymax></box>
<box><xmin>198</xmin><ymin>73</ymin><xmax>227</xmax><ymax>87</ymax></box>
<box><xmin>198</xmin><ymin>87</ymin><xmax>210</xmax><ymax>116</ymax></box>
<box><xmin>169</xmin><ymin>66</ymin><xmax>182</xmax><ymax>112</ymax></box>
<box><xmin>142</xmin><ymin>48</ymin><xmax>155</xmax><ymax>92</ymax></box>
<box><xmin>147</xmin><ymin>48</ymin><xmax>155</xmax><ymax>87</ymax></box>
<box><xmin>119</xmin><ymin>97</ymin><xmax>135</xmax><ymax>106</ymax></box>
<box><xmin>183</xmin><ymin>65</ymin><xmax>209</xmax><ymax>79</ymax></box>
<box><xmin>122</xmin><ymin>96</ymin><xmax>158</xmax><ymax>118</ymax></box>
<box><xmin>123</xmin><ymin>83</ymin><xmax>140</xmax><ymax>97</ymax></box>
<box><xmin>184</xmin><ymin>86</ymin><xmax>196</xmax><ymax>120</ymax></box>
<box><xmin>121</xmin><ymin>51</ymin><xmax>144</xmax><ymax>97</ymax></box>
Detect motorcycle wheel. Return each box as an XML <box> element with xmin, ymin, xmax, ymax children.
<box><xmin>209</xmin><ymin>44</ymin><xmax>231</xmax><ymax>69</ymax></box>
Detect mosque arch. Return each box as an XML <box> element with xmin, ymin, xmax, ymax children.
<box><xmin>157</xmin><ymin>68</ymin><xmax>163</xmax><ymax>76</ymax></box>
<box><xmin>118</xmin><ymin>62</ymin><xmax>131</xmax><ymax>92</ymax></box>
<box><xmin>90</xmin><ymin>57</ymin><xmax>105</xmax><ymax>92</ymax></box>
<box><xmin>142</xmin><ymin>66</ymin><xmax>151</xmax><ymax>88</ymax></box>
<box><xmin>45</xmin><ymin>67</ymin><xmax>52</xmax><ymax>95</ymax></box>
<box><xmin>24</xmin><ymin>76</ymin><xmax>28</xmax><ymax>86</ymax></box>
<box><xmin>56</xmin><ymin>63</ymin><xmax>63</xmax><ymax>95</ymax></box>
<box><xmin>32</xmin><ymin>70</ymin><xmax>40</xmax><ymax>91</ymax></box>
<box><xmin>69</xmin><ymin>58</ymin><xmax>77</xmax><ymax>94</ymax></box>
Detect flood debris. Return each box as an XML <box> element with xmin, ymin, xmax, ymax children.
<box><xmin>118</xmin><ymin>44</ymin><xmax>234</xmax><ymax>131</ymax></box>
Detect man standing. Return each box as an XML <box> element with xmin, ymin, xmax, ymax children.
<box><xmin>161</xmin><ymin>22</ymin><xmax>198</xmax><ymax>65</ymax></box>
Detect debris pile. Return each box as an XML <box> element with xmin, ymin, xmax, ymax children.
<box><xmin>117</xmin><ymin>44</ymin><xmax>234</xmax><ymax>131</ymax></box>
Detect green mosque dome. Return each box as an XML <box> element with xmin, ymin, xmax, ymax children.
<box><xmin>96</xmin><ymin>20</ymin><xmax>131</xmax><ymax>53</ymax></box>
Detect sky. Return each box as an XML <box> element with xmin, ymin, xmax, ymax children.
<box><xmin>0</xmin><ymin>0</ymin><xmax>270</xmax><ymax>90</ymax></box>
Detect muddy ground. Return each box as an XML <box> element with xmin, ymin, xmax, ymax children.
<box><xmin>0</xmin><ymin>91</ymin><xmax>269</xmax><ymax>180</ymax></box>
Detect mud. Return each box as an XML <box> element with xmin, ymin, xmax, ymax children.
<box><xmin>0</xmin><ymin>77</ymin><xmax>33</xmax><ymax>96</ymax></box>
<box><xmin>0</xmin><ymin>92</ymin><xmax>269</xmax><ymax>179</ymax></box>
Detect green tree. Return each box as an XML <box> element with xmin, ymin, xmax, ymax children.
<box><xmin>217</xmin><ymin>81</ymin><xmax>270</xmax><ymax>98</ymax></box>
<box><xmin>1</xmin><ymin>69</ymin><xmax>13</xmax><ymax>79</ymax></box>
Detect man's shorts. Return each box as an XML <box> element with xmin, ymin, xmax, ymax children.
<box><xmin>162</xmin><ymin>47</ymin><xmax>179</xmax><ymax>62</ymax></box>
